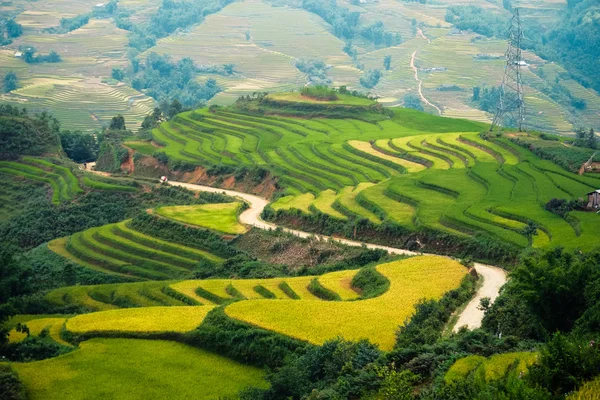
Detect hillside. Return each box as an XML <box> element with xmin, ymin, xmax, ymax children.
<box><xmin>1</xmin><ymin>0</ymin><xmax>600</xmax><ymax>134</ymax></box>
<box><xmin>1</xmin><ymin>0</ymin><xmax>600</xmax><ymax>398</ymax></box>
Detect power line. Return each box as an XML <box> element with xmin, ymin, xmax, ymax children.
<box><xmin>490</xmin><ymin>7</ymin><xmax>526</xmax><ymax>133</ymax></box>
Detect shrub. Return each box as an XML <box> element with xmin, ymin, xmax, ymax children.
<box><xmin>307</xmin><ymin>278</ymin><xmax>341</xmax><ymax>301</ymax></box>
<box><xmin>300</xmin><ymin>85</ymin><xmax>338</xmax><ymax>101</ymax></box>
<box><xmin>351</xmin><ymin>266</ymin><xmax>390</xmax><ymax>299</ymax></box>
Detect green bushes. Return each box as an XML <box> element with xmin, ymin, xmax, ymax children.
<box><xmin>194</xmin><ymin>287</ymin><xmax>227</xmax><ymax>305</ymax></box>
<box><xmin>253</xmin><ymin>285</ymin><xmax>276</xmax><ymax>299</ymax></box>
<box><xmin>300</xmin><ymin>85</ymin><xmax>339</xmax><ymax>101</ymax></box>
<box><xmin>278</xmin><ymin>282</ymin><xmax>300</xmax><ymax>299</ymax></box>
<box><xmin>351</xmin><ymin>266</ymin><xmax>390</xmax><ymax>299</ymax></box>
<box><xmin>0</xmin><ymin>365</ymin><xmax>26</xmax><ymax>400</ymax></box>
<box><xmin>185</xmin><ymin>307</ymin><xmax>309</xmax><ymax>368</ymax></box>
<box><xmin>308</xmin><ymin>278</ymin><xmax>341</xmax><ymax>301</ymax></box>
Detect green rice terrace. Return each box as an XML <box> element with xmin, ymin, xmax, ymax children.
<box><xmin>148</xmin><ymin>96</ymin><xmax>600</xmax><ymax>252</ymax></box>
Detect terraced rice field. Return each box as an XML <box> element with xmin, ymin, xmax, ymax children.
<box><xmin>155</xmin><ymin>202</ymin><xmax>246</xmax><ymax>234</ymax></box>
<box><xmin>225</xmin><ymin>256</ymin><xmax>466</xmax><ymax>350</ymax></box>
<box><xmin>0</xmin><ymin>157</ymin><xmax>83</xmax><ymax>204</ymax></box>
<box><xmin>156</xmin><ymin>105</ymin><xmax>599</xmax><ymax>250</ymax></box>
<box><xmin>445</xmin><ymin>352</ymin><xmax>539</xmax><ymax>384</ymax></box>
<box><xmin>45</xmin><ymin>256</ymin><xmax>465</xmax><ymax>350</ymax></box>
<box><xmin>66</xmin><ymin>306</ymin><xmax>213</xmax><ymax>334</ymax></box>
<box><xmin>167</xmin><ymin>105</ymin><xmax>598</xmax><ymax>250</ymax></box>
<box><xmin>9</xmin><ymin>338</ymin><xmax>267</xmax><ymax>400</ymax></box>
<box><xmin>48</xmin><ymin>220</ymin><xmax>224</xmax><ymax>281</ymax></box>
<box><xmin>2</xmin><ymin>80</ymin><xmax>154</xmax><ymax>131</ymax></box>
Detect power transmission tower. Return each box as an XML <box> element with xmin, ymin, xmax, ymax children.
<box><xmin>490</xmin><ymin>7</ymin><xmax>526</xmax><ymax>132</ymax></box>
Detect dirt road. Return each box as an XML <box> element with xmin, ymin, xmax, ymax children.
<box><xmin>170</xmin><ymin>181</ymin><xmax>508</xmax><ymax>331</ymax></box>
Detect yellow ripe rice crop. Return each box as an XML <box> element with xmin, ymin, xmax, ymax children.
<box><xmin>156</xmin><ymin>202</ymin><xmax>246</xmax><ymax>234</ymax></box>
<box><xmin>348</xmin><ymin>140</ymin><xmax>426</xmax><ymax>173</ymax></box>
<box><xmin>444</xmin><ymin>355</ymin><xmax>486</xmax><ymax>383</ymax></box>
<box><xmin>170</xmin><ymin>274</ymin><xmax>329</xmax><ymax>304</ymax></box>
<box><xmin>317</xmin><ymin>270</ymin><xmax>360</xmax><ymax>300</ymax></box>
<box><xmin>568</xmin><ymin>375</ymin><xmax>600</xmax><ymax>400</ymax></box>
<box><xmin>224</xmin><ymin>256</ymin><xmax>466</xmax><ymax>350</ymax></box>
<box><xmin>8</xmin><ymin>318</ymin><xmax>69</xmax><ymax>346</ymax></box>
<box><xmin>66</xmin><ymin>306</ymin><xmax>214</xmax><ymax>334</ymax></box>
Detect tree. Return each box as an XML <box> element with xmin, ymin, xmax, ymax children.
<box><xmin>46</xmin><ymin>51</ymin><xmax>61</xmax><ymax>63</ymax></box>
<box><xmin>167</xmin><ymin>99</ymin><xmax>183</xmax><ymax>118</ymax></box>
<box><xmin>472</xmin><ymin>86</ymin><xmax>481</xmax><ymax>101</ymax></box>
<box><xmin>587</xmin><ymin>128</ymin><xmax>597</xmax><ymax>149</ymax></box>
<box><xmin>223</xmin><ymin>63</ymin><xmax>235</xmax><ymax>75</ymax></box>
<box><xmin>6</xmin><ymin>20</ymin><xmax>23</xmax><ymax>38</ymax></box>
<box><xmin>403</xmin><ymin>93</ymin><xmax>424</xmax><ymax>111</ymax></box>
<box><xmin>59</xmin><ymin>130</ymin><xmax>99</xmax><ymax>162</ymax></box>
<box><xmin>3</xmin><ymin>72</ymin><xmax>18</xmax><ymax>93</ymax></box>
<box><xmin>108</xmin><ymin>114</ymin><xmax>126</xmax><ymax>131</ymax></box>
<box><xmin>111</xmin><ymin>68</ymin><xmax>124</xmax><ymax>81</ymax></box>
<box><xmin>383</xmin><ymin>55</ymin><xmax>392</xmax><ymax>71</ymax></box>
<box><xmin>22</xmin><ymin>48</ymin><xmax>35</xmax><ymax>64</ymax></box>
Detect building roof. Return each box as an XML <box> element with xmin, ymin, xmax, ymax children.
<box><xmin>587</xmin><ymin>189</ymin><xmax>600</xmax><ymax>195</ymax></box>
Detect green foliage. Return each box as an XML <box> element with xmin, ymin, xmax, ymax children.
<box><xmin>483</xmin><ymin>249</ymin><xmax>600</xmax><ymax>337</ymax></box>
<box><xmin>445</xmin><ymin>6</ymin><xmax>508</xmax><ymax>38</ymax></box>
<box><xmin>395</xmin><ymin>274</ymin><xmax>476</xmax><ymax>348</ymax></box>
<box><xmin>351</xmin><ymin>266</ymin><xmax>390</xmax><ymax>299</ymax></box>
<box><xmin>307</xmin><ymin>278</ymin><xmax>341</xmax><ymax>301</ymax></box>
<box><xmin>185</xmin><ymin>307</ymin><xmax>309</xmax><ymax>368</ymax></box>
<box><xmin>0</xmin><ymin>365</ymin><xmax>26</xmax><ymax>400</ymax></box>
<box><xmin>384</xmin><ymin>55</ymin><xmax>392</xmax><ymax>71</ymax></box>
<box><xmin>60</xmin><ymin>130</ymin><xmax>98</xmax><ymax>163</ymax></box>
<box><xmin>527</xmin><ymin>333</ymin><xmax>600</xmax><ymax>397</ymax></box>
<box><xmin>360</xmin><ymin>69</ymin><xmax>382</xmax><ymax>89</ymax></box>
<box><xmin>296</xmin><ymin>60</ymin><xmax>330</xmax><ymax>85</ymax></box>
<box><xmin>83</xmin><ymin>176</ymin><xmax>138</xmax><ymax>192</ymax></box>
<box><xmin>130</xmin><ymin>52</ymin><xmax>221</xmax><ymax>107</ymax></box>
<box><xmin>22</xmin><ymin>48</ymin><xmax>61</xmax><ymax>64</ymax></box>
<box><xmin>253</xmin><ymin>285</ymin><xmax>276</xmax><ymax>299</ymax></box>
<box><xmin>248</xmin><ymin>338</ymin><xmax>383</xmax><ymax>399</ymax></box>
<box><xmin>278</xmin><ymin>281</ymin><xmax>300</xmax><ymax>299</ymax></box>
<box><xmin>403</xmin><ymin>93</ymin><xmax>424</xmax><ymax>111</ymax></box>
<box><xmin>0</xmin><ymin>334</ymin><xmax>72</xmax><ymax>362</ymax></box>
<box><xmin>2</xmin><ymin>72</ymin><xmax>17</xmax><ymax>93</ymax></box>
<box><xmin>0</xmin><ymin>106</ymin><xmax>61</xmax><ymax>159</ymax></box>
<box><xmin>300</xmin><ymin>85</ymin><xmax>338</xmax><ymax>101</ymax></box>
<box><xmin>361</xmin><ymin>21</ymin><xmax>401</xmax><ymax>47</ymax></box>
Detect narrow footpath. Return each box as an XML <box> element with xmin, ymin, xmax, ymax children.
<box><xmin>169</xmin><ymin>181</ymin><xmax>508</xmax><ymax>331</ymax></box>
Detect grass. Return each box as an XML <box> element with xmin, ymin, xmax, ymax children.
<box><xmin>156</xmin><ymin>202</ymin><xmax>246</xmax><ymax>235</ymax></box>
<box><xmin>10</xmin><ymin>338</ymin><xmax>267</xmax><ymax>400</ymax></box>
<box><xmin>66</xmin><ymin>306</ymin><xmax>214</xmax><ymax>334</ymax></box>
<box><xmin>225</xmin><ymin>256</ymin><xmax>466</xmax><ymax>350</ymax></box>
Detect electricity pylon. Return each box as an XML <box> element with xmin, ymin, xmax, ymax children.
<box><xmin>490</xmin><ymin>7</ymin><xmax>526</xmax><ymax>132</ymax></box>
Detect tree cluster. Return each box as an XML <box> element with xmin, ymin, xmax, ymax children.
<box><xmin>128</xmin><ymin>53</ymin><xmax>221</xmax><ymax>107</ymax></box>
<box><xmin>574</xmin><ymin>127</ymin><xmax>597</xmax><ymax>149</ymax></box>
<box><xmin>21</xmin><ymin>48</ymin><xmax>61</xmax><ymax>64</ymax></box>
<box><xmin>359</xmin><ymin>69</ymin><xmax>382</xmax><ymax>89</ymax></box>
<box><xmin>0</xmin><ymin>19</ymin><xmax>23</xmax><ymax>45</ymax></box>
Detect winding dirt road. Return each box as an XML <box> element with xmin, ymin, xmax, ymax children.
<box><xmin>169</xmin><ymin>181</ymin><xmax>508</xmax><ymax>331</ymax></box>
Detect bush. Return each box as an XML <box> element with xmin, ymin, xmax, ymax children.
<box><xmin>307</xmin><ymin>278</ymin><xmax>341</xmax><ymax>301</ymax></box>
<box><xmin>300</xmin><ymin>85</ymin><xmax>338</xmax><ymax>101</ymax></box>
<box><xmin>0</xmin><ymin>365</ymin><xmax>26</xmax><ymax>400</ymax></box>
<box><xmin>351</xmin><ymin>266</ymin><xmax>390</xmax><ymax>298</ymax></box>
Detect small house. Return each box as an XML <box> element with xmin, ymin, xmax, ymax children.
<box><xmin>587</xmin><ymin>190</ymin><xmax>600</xmax><ymax>209</ymax></box>
<box><xmin>14</xmin><ymin>51</ymin><xmax>22</xmax><ymax>58</ymax></box>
